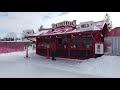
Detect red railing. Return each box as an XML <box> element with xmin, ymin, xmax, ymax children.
<box><xmin>0</xmin><ymin>42</ymin><xmax>24</xmax><ymax>54</ymax></box>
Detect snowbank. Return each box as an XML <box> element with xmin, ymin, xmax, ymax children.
<box><xmin>76</xmin><ymin>55</ymin><xmax>120</xmax><ymax>78</ymax></box>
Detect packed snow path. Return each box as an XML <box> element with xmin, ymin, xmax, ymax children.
<box><xmin>0</xmin><ymin>48</ymin><xmax>120</xmax><ymax>78</ymax></box>
<box><xmin>0</xmin><ymin>49</ymin><xmax>103</xmax><ymax>78</ymax></box>
<box><xmin>0</xmin><ymin>60</ymin><xmax>102</xmax><ymax>78</ymax></box>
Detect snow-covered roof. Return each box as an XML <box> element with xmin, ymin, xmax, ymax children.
<box><xmin>0</xmin><ymin>40</ymin><xmax>30</xmax><ymax>42</ymax></box>
<box><xmin>94</xmin><ymin>21</ymin><xmax>106</xmax><ymax>30</ymax></box>
<box><xmin>16</xmin><ymin>39</ymin><xmax>32</xmax><ymax>42</ymax></box>
<box><xmin>27</xmin><ymin>20</ymin><xmax>106</xmax><ymax>37</ymax></box>
<box><xmin>33</xmin><ymin>30</ymin><xmax>49</xmax><ymax>36</ymax></box>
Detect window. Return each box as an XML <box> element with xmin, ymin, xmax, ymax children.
<box><xmin>82</xmin><ymin>35</ymin><xmax>93</xmax><ymax>48</ymax></box>
<box><xmin>82</xmin><ymin>35</ymin><xmax>87</xmax><ymax>47</ymax></box>
<box><xmin>71</xmin><ymin>36</ymin><xmax>80</xmax><ymax>48</ymax></box>
<box><xmin>71</xmin><ymin>36</ymin><xmax>76</xmax><ymax>48</ymax></box>
<box><xmin>56</xmin><ymin>37</ymin><xmax>62</xmax><ymax>47</ymax></box>
<box><xmin>63</xmin><ymin>36</ymin><xmax>68</xmax><ymax>48</ymax></box>
<box><xmin>45</xmin><ymin>37</ymin><xmax>51</xmax><ymax>44</ymax></box>
<box><xmin>40</xmin><ymin>38</ymin><xmax>45</xmax><ymax>47</ymax></box>
<box><xmin>76</xmin><ymin>36</ymin><xmax>80</xmax><ymax>47</ymax></box>
<box><xmin>81</xmin><ymin>24</ymin><xmax>89</xmax><ymax>28</ymax></box>
<box><xmin>37</xmin><ymin>38</ymin><xmax>42</xmax><ymax>46</ymax></box>
<box><xmin>37</xmin><ymin>37</ymin><xmax>50</xmax><ymax>47</ymax></box>
<box><xmin>87</xmin><ymin>35</ymin><xmax>93</xmax><ymax>48</ymax></box>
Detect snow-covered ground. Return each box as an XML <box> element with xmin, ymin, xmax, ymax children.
<box><xmin>0</xmin><ymin>47</ymin><xmax>120</xmax><ymax>78</ymax></box>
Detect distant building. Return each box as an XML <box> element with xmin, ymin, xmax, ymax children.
<box><xmin>104</xmin><ymin>27</ymin><xmax>120</xmax><ymax>56</ymax></box>
<box><xmin>22</xmin><ymin>29</ymin><xmax>36</xmax><ymax>47</ymax></box>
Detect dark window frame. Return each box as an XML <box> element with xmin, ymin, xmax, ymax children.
<box><xmin>71</xmin><ymin>35</ymin><xmax>80</xmax><ymax>48</ymax></box>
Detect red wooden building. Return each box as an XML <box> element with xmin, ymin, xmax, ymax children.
<box><xmin>27</xmin><ymin>20</ymin><xmax>109</xmax><ymax>60</ymax></box>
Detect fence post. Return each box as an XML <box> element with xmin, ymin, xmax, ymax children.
<box><xmin>26</xmin><ymin>46</ymin><xmax>28</xmax><ymax>57</ymax></box>
<box><xmin>25</xmin><ymin>45</ymin><xmax>29</xmax><ymax>58</ymax></box>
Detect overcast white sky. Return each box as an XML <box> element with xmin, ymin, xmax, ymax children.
<box><xmin>0</xmin><ymin>12</ymin><xmax>119</xmax><ymax>38</ymax></box>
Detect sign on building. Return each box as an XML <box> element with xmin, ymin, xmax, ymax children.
<box><xmin>95</xmin><ymin>42</ymin><xmax>104</xmax><ymax>54</ymax></box>
<box><xmin>52</xmin><ymin>20</ymin><xmax>76</xmax><ymax>29</ymax></box>
<box><xmin>80</xmin><ymin>21</ymin><xmax>94</xmax><ymax>31</ymax></box>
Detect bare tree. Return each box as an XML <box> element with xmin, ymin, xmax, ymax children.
<box><xmin>5</xmin><ymin>32</ymin><xmax>17</xmax><ymax>41</ymax></box>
